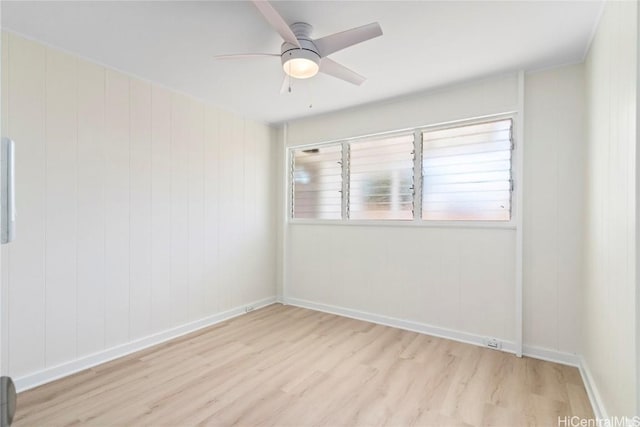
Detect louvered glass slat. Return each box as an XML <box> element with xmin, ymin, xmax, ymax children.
<box><xmin>350</xmin><ymin>160</ymin><xmax>415</xmax><ymax>174</ymax></box>
<box><xmin>292</xmin><ymin>144</ymin><xmax>342</xmax><ymax>219</ymax></box>
<box><xmin>424</xmin><ymin>181</ymin><xmax>511</xmax><ymax>194</ymax></box>
<box><xmin>423</xmin><ymin>120</ymin><xmax>511</xmax><ymax>142</ymax></box>
<box><xmin>294</xmin><ymin>211</ymin><xmax>343</xmax><ymax>220</ymax></box>
<box><xmin>350</xmin><ymin>201</ymin><xmax>414</xmax><ymax>211</ymax></box>
<box><xmin>350</xmin><ymin>210</ymin><xmax>414</xmax><ymax>220</ymax></box>
<box><xmin>294</xmin><ymin>204</ymin><xmax>344</xmax><ymax>213</ymax></box>
<box><xmin>423</xmin><ymin>210</ymin><xmax>510</xmax><ymax>221</ymax></box>
<box><xmin>423</xmin><ymin>140</ymin><xmax>511</xmax><ymax>158</ymax></box>
<box><xmin>349</xmin><ymin>143</ymin><xmax>415</xmax><ymax>158</ymax></box>
<box><xmin>295</xmin><ymin>196</ymin><xmax>342</xmax><ymax>205</ymax></box>
<box><xmin>350</xmin><ymin>151</ymin><xmax>414</xmax><ymax>165</ymax></box>
<box><xmin>293</xmin><ymin>165</ymin><xmax>342</xmax><ymax>178</ymax></box>
<box><xmin>349</xmin><ymin>134</ymin><xmax>415</xmax><ymax>220</ymax></box>
<box><xmin>423</xmin><ymin>190</ymin><xmax>510</xmax><ymax>203</ymax></box>
<box><xmin>349</xmin><ymin>181</ymin><xmax>413</xmax><ymax>191</ymax></box>
<box><xmin>294</xmin><ymin>176</ymin><xmax>342</xmax><ymax>187</ymax></box>
<box><xmin>349</xmin><ymin>135</ymin><xmax>414</xmax><ymax>151</ymax></box>
<box><xmin>423</xmin><ymin>200</ymin><xmax>510</xmax><ymax>211</ymax></box>
<box><xmin>350</xmin><ymin>171</ymin><xmax>413</xmax><ymax>183</ymax></box>
<box><xmin>422</xmin><ymin>119</ymin><xmax>513</xmax><ymax>221</ymax></box>
<box><xmin>424</xmin><ymin>130</ymin><xmax>511</xmax><ymax>149</ymax></box>
<box><xmin>424</xmin><ymin>171</ymin><xmax>511</xmax><ymax>185</ymax></box>
<box><xmin>423</xmin><ymin>150</ymin><xmax>511</xmax><ymax>168</ymax></box>
<box><xmin>423</xmin><ymin>160</ymin><xmax>511</xmax><ymax>177</ymax></box>
<box><xmin>294</xmin><ymin>153</ymin><xmax>342</xmax><ymax>164</ymax></box>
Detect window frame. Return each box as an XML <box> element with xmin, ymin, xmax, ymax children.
<box><xmin>287</xmin><ymin>112</ymin><xmax>518</xmax><ymax>229</ymax></box>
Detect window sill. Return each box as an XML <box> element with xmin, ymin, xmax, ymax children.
<box><xmin>287</xmin><ymin>219</ymin><xmax>517</xmax><ymax>230</ymax></box>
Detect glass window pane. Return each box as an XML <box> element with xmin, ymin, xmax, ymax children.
<box><xmin>291</xmin><ymin>144</ymin><xmax>343</xmax><ymax>219</ymax></box>
<box><xmin>348</xmin><ymin>134</ymin><xmax>415</xmax><ymax>220</ymax></box>
<box><xmin>422</xmin><ymin>119</ymin><xmax>513</xmax><ymax>221</ymax></box>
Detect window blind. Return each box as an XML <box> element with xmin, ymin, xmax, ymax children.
<box><xmin>422</xmin><ymin>119</ymin><xmax>513</xmax><ymax>221</ymax></box>
<box><xmin>348</xmin><ymin>134</ymin><xmax>415</xmax><ymax>220</ymax></box>
<box><xmin>291</xmin><ymin>144</ymin><xmax>343</xmax><ymax>219</ymax></box>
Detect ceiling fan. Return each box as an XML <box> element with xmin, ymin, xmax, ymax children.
<box><xmin>214</xmin><ymin>1</ymin><xmax>383</xmax><ymax>92</ymax></box>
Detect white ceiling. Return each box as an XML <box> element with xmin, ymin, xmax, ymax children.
<box><xmin>2</xmin><ymin>1</ymin><xmax>603</xmax><ymax>124</ymax></box>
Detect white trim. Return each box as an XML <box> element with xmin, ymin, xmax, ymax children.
<box><xmin>341</xmin><ymin>140</ymin><xmax>348</xmax><ymax>219</ymax></box>
<box><xmin>579</xmin><ymin>356</ymin><xmax>608</xmax><ymax>420</ymax></box>
<box><xmin>636</xmin><ymin>2</ymin><xmax>640</xmax><ymax>417</ymax></box>
<box><xmin>288</xmin><ymin>218</ymin><xmax>517</xmax><ymax>230</ymax></box>
<box><xmin>0</xmin><ymin>27</ymin><xmax>9</xmax><ymax>377</ymax></box>
<box><xmin>284</xmin><ymin>297</ymin><xmax>518</xmax><ymax>355</ymax></box>
<box><xmin>286</xmin><ymin>297</ymin><xmax>590</xmax><ymax>371</ymax></box>
<box><xmin>522</xmin><ymin>345</ymin><xmax>580</xmax><ymax>367</ymax></box>
<box><xmin>13</xmin><ymin>296</ymin><xmax>278</xmax><ymax>392</ymax></box>
<box><xmin>281</xmin><ymin>123</ymin><xmax>290</xmax><ymax>300</ymax></box>
<box><xmin>413</xmin><ymin>129</ymin><xmax>423</xmax><ymax>222</ymax></box>
<box><xmin>515</xmin><ymin>70</ymin><xmax>525</xmax><ymax>357</ymax></box>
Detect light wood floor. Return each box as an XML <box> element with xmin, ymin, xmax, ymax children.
<box><xmin>15</xmin><ymin>304</ymin><xmax>593</xmax><ymax>426</ymax></box>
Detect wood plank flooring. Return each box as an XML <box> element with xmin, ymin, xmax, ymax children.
<box><xmin>14</xmin><ymin>304</ymin><xmax>593</xmax><ymax>426</ymax></box>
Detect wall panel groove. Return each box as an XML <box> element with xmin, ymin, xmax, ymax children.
<box><xmin>1</xmin><ymin>32</ymin><xmax>277</xmax><ymax>383</ymax></box>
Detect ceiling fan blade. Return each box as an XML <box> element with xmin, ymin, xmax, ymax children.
<box><xmin>213</xmin><ymin>53</ymin><xmax>280</xmax><ymax>60</ymax></box>
<box><xmin>313</xmin><ymin>22</ymin><xmax>383</xmax><ymax>57</ymax></box>
<box><xmin>319</xmin><ymin>58</ymin><xmax>366</xmax><ymax>86</ymax></box>
<box><xmin>252</xmin><ymin>1</ymin><xmax>301</xmax><ymax>48</ymax></box>
<box><xmin>280</xmin><ymin>75</ymin><xmax>290</xmax><ymax>94</ymax></box>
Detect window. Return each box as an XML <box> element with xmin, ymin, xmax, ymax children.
<box><xmin>291</xmin><ymin>144</ymin><xmax>343</xmax><ymax>219</ymax></box>
<box><xmin>421</xmin><ymin>119</ymin><xmax>513</xmax><ymax>221</ymax></box>
<box><xmin>348</xmin><ymin>134</ymin><xmax>415</xmax><ymax>220</ymax></box>
<box><xmin>289</xmin><ymin>116</ymin><xmax>515</xmax><ymax>224</ymax></box>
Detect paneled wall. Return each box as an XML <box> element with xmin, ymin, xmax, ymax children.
<box><xmin>288</xmin><ymin>225</ymin><xmax>516</xmax><ymax>342</ymax></box>
<box><xmin>0</xmin><ymin>32</ymin><xmax>277</xmax><ymax>382</ymax></box>
<box><xmin>283</xmin><ymin>75</ymin><xmax>521</xmax><ymax>346</ymax></box>
<box><xmin>583</xmin><ymin>0</ymin><xmax>638</xmax><ymax>417</ymax></box>
<box><xmin>282</xmin><ymin>69</ymin><xmax>587</xmax><ymax>357</ymax></box>
<box><xmin>523</xmin><ymin>64</ymin><xmax>586</xmax><ymax>355</ymax></box>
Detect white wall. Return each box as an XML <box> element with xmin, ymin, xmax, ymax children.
<box><xmin>283</xmin><ymin>69</ymin><xmax>587</xmax><ymax>357</ymax></box>
<box><xmin>523</xmin><ymin>64</ymin><xmax>586</xmax><ymax>355</ymax></box>
<box><xmin>0</xmin><ymin>32</ymin><xmax>277</xmax><ymax>385</ymax></box>
<box><xmin>284</xmin><ymin>76</ymin><xmax>520</xmax><ymax>347</ymax></box>
<box><xmin>285</xmin><ymin>74</ymin><xmax>519</xmax><ymax>145</ymax></box>
<box><xmin>583</xmin><ymin>0</ymin><xmax>638</xmax><ymax>417</ymax></box>
<box><xmin>288</xmin><ymin>225</ymin><xmax>517</xmax><ymax>343</ymax></box>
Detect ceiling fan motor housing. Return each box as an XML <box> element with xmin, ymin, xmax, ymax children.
<box><xmin>281</xmin><ymin>22</ymin><xmax>321</xmax><ymax>72</ymax></box>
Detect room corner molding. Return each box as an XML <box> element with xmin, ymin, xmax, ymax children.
<box><xmin>578</xmin><ymin>356</ymin><xmax>608</xmax><ymax>421</ymax></box>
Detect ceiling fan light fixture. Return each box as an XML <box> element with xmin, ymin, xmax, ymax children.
<box><xmin>283</xmin><ymin>57</ymin><xmax>319</xmax><ymax>79</ymax></box>
<box><xmin>281</xmin><ymin>46</ymin><xmax>320</xmax><ymax>79</ymax></box>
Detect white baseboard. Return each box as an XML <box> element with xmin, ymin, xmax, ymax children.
<box><xmin>16</xmin><ymin>292</ymin><xmax>606</xmax><ymax>422</ymax></box>
<box><xmin>287</xmin><ymin>298</ymin><xmax>605</xmax><ymax>420</ymax></box>
<box><xmin>285</xmin><ymin>297</ymin><xmax>587</xmax><ymax>371</ymax></box>
<box><xmin>522</xmin><ymin>345</ymin><xmax>580</xmax><ymax>367</ymax></box>
<box><xmin>14</xmin><ymin>296</ymin><xmax>278</xmax><ymax>393</ymax></box>
<box><xmin>578</xmin><ymin>356</ymin><xmax>608</xmax><ymax>420</ymax></box>
<box><xmin>284</xmin><ymin>297</ymin><xmax>518</xmax><ymax>355</ymax></box>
